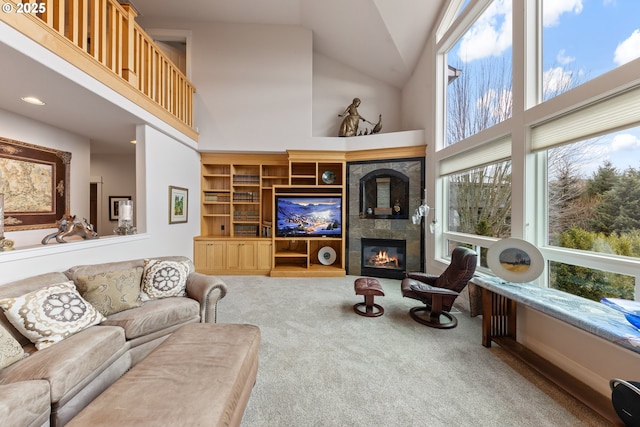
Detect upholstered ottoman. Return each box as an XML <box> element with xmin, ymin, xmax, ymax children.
<box><xmin>67</xmin><ymin>323</ymin><xmax>261</xmax><ymax>427</ymax></box>
<box><xmin>353</xmin><ymin>277</ymin><xmax>385</xmax><ymax>317</ymax></box>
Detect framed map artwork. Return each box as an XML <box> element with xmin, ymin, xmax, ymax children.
<box><xmin>0</xmin><ymin>137</ymin><xmax>71</xmax><ymax>231</ymax></box>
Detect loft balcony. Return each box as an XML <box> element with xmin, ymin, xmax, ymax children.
<box><xmin>0</xmin><ymin>0</ymin><xmax>197</xmax><ymax>141</ymax></box>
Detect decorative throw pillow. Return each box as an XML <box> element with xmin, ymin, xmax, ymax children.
<box><xmin>0</xmin><ymin>323</ymin><xmax>24</xmax><ymax>369</ymax></box>
<box><xmin>0</xmin><ymin>281</ymin><xmax>105</xmax><ymax>350</ymax></box>
<box><xmin>75</xmin><ymin>267</ymin><xmax>143</xmax><ymax>316</ymax></box>
<box><xmin>140</xmin><ymin>259</ymin><xmax>189</xmax><ymax>301</ymax></box>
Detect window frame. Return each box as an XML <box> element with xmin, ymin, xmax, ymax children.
<box><xmin>433</xmin><ymin>0</ymin><xmax>640</xmax><ymax>300</ymax></box>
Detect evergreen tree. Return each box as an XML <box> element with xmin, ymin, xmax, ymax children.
<box><xmin>586</xmin><ymin>160</ymin><xmax>617</xmax><ymax>197</ymax></box>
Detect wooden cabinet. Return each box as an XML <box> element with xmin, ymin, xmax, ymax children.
<box><xmin>268</xmin><ymin>151</ymin><xmax>346</xmax><ymax>276</ymax></box>
<box><xmin>194</xmin><ymin>238</ymin><xmax>271</xmax><ymax>275</ymax></box>
<box><xmin>257</xmin><ymin>240</ymin><xmax>273</xmax><ymax>271</ymax></box>
<box><xmin>194</xmin><ymin>240</ymin><xmax>226</xmax><ymax>273</ymax></box>
<box><xmin>227</xmin><ymin>240</ymin><xmax>257</xmax><ymax>270</ymax></box>
<box><xmin>197</xmin><ymin>151</ymin><xmax>345</xmax><ymax>276</ymax></box>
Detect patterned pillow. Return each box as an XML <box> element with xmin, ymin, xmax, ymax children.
<box><xmin>0</xmin><ymin>281</ymin><xmax>105</xmax><ymax>350</ymax></box>
<box><xmin>0</xmin><ymin>323</ymin><xmax>24</xmax><ymax>369</ymax></box>
<box><xmin>140</xmin><ymin>259</ymin><xmax>189</xmax><ymax>301</ymax></box>
<box><xmin>75</xmin><ymin>267</ymin><xmax>143</xmax><ymax>316</ymax></box>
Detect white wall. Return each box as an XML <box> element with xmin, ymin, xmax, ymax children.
<box><xmin>186</xmin><ymin>21</ymin><xmax>313</xmax><ymax>151</ymax></box>
<box><xmin>312</xmin><ymin>52</ymin><xmax>401</xmax><ymax>137</ymax></box>
<box><xmin>91</xmin><ymin>153</ymin><xmax>136</xmax><ymax>236</ymax></box>
<box><xmin>0</xmin><ymin>109</ymin><xmax>90</xmax><ymax>247</ymax></box>
<box><xmin>139</xmin><ymin>125</ymin><xmax>200</xmax><ymax>257</ymax></box>
<box><xmin>138</xmin><ymin>18</ymin><xmax>405</xmax><ymax>151</ymax></box>
<box><xmin>0</xmin><ymin>123</ymin><xmax>200</xmax><ymax>284</ymax></box>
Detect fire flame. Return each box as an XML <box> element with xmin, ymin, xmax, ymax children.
<box><xmin>369</xmin><ymin>250</ymin><xmax>398</xmax><ymax>267</ymax></box>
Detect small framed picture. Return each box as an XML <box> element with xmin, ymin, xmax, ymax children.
<box><xmin>109</xmin><ymin>196</ymin><xmax>132</xmax><ymax>221</ymax></box>
<box><xmin>169</xmin><ymin>186</ymin><xmax>188</xmax><ymax>224</ymax></box>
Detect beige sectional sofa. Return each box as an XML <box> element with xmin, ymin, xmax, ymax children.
<box><xmin>0</xmin><ymin>256</ymin><xmax>228</xmax><ymax>427</ymax></box>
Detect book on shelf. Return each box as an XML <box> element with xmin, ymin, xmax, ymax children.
<box><xmin>233</xmin><ymin>192</ymin><xmax>259</xmax><ymax>202</ymax></box>
<box><xmin>232</xmin><ymin>174</ymin><xmax>260</xmax><ymax>184</ymax></box>
<box><xmin>204</xmin><ymin>192</ymin><xmax>230</xmax><ymax>202</ymax></box>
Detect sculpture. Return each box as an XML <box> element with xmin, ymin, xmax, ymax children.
<box><xmin>42</xmin><ymin>215</ymin><xmax>99</xmax><ymax>244</ymax></box>
<box><xmin>338</xmin><ymin>98</ymin><xmax>366</xmax><ymax>137</ymax></box>
<box><xmin>337</xmin><ymin>98</ymin><xmax>382</xmax><ymax>137</ymax></box>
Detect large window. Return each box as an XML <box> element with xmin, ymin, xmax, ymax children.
<box><xmin>542</xmin><ymin>0</ymin><xmax>640</xmax><ymax>101</ymax></box>
<box><xmin>445</xmin><ymin>0</ymin><xmax>513</xmax><ymax>146</ymax></box>
<box><xmin>436</xmin><ymin>0</ymin><xmax>640</xmax><ymax>301</ymax></box>
<box><xmin>446</xmin><ymin>161</ymin><xmax>512</xmax><ymax>238</ymax></box>
<box><xmin>547</xmin><ymin>126</ymin><xmax>640</xmax><ymax>253</ymax></box>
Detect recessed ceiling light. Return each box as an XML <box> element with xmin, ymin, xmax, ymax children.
<box><xmin>21</xmin><ymin>96</ymin><xmax>45</xmax><ymax>106</ymax></box>
<box><xmin>130</xmin><ymin>140</ymin><xmax>137</xmax><ymax>144</ymax></box>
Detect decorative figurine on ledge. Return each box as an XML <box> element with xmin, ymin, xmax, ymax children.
<box><xmin>338</xmin><ymin>98</ymin><xmax>382</xmax><ymax>137</ymax></box>
<box><xmin>42</xmin><ymin>215</ymin><xmax>99</xmax><ymax>244</ymax></box>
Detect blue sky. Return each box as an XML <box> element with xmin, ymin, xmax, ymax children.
<box><xmin>452</xmin><ymin>0</ymin><xmax>640</xmax><ymax>176</ymax></box>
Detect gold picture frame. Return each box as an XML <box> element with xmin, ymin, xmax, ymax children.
<box><xmin>169</xmin><ymin>186</ymin><xmax>188</xmax><ymax>224</ymax></box>
<box><xmin>0</xmin><ymin>137</ymin><xmax>71</xmax><ymax>231</ymax></box>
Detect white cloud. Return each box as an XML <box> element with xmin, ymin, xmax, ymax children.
<box><xmin>614</xmin><ymin>29</ymin><xmax>640</xmax><ymax>66</ymax></box>
<box><xmin>457</xmin><ymin>0</ymin><xmax>512</xmax><ymax>63</ymax></box>
<box><xmin>543</xmin><ymin>0</ymin><xmax>583</xmax><ymax>27</ymax></box>
<box><xmin>610</xmin><ymin>133</ymin><xmax>640</xmax><ymax>151</ymax></box>
<box><xmin>556</xmin><ymin>49</ymin><xmax>575</xmax><ymax>65</ymax></box>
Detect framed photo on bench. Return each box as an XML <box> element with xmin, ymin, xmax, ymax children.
<box><xmin>487</xmin><ymin>238</ymin><xmax>544</xmax><ymax>283</ymax></box>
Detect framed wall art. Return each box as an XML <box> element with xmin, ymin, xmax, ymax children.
<box><xmin>169</xmin><ymin>186</ymin><xmax>188</xmax><ymax>224</ymax></box>
<box><xmin>109</xmin><ymin>196</ymin><xmax>132</xmax><ymax>221</ymax></box>
<box><xmin>0</xmin><ymin>136</ymin><xmax>71</xmax><ymax>231</ymax></box>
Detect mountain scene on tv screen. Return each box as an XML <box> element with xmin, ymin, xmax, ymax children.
<box><xmin>276</xmin><ymin>197</ymin><xmax>341</xmax><ymax>237</ymax></box>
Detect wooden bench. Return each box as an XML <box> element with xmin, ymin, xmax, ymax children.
<box><xmin>68</xmin><ymin>323</ymin><xmax>261</xmax><ymax>427</ymax></box>
<box><xmin>471</xmin><ymin>277</ymin><xmax>639</xmax><ymax>426</ymax></box>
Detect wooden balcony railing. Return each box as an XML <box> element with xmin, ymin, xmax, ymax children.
<box><xmin>1</xmin><ymin>0</ymin><xmax>196</xmax><ymax>138</ymax></box>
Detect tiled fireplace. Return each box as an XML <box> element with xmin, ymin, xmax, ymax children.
<box><xmin>347</xmin><ymin>157</ymin><xmax>425</xmax><ymax>277</ymax></box>
<box><xmin>361</xmin><ymin>238</ymin><xmax>407</xmax><ymax>279</ymax></box>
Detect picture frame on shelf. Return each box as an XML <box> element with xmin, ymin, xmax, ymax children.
<box><xmin>109</xmin><ymin>196</ymin><xmax>131</xmax><ymax>221</ymax></box>
<box><xmin>169</xmin><ymin>186</ymin><xmax>188</xmax><ymax>224</ymax></box>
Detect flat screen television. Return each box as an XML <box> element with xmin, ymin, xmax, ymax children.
<box><xmin>275</xmin><ymin>196</ymin><xmax>342</xmax><ymax>238</ymax></box>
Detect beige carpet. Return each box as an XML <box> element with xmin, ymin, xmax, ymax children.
<box><xmin>216</xmin><ymin>275</ymin><xmax>611</xmax><ymax>427</ymax></box>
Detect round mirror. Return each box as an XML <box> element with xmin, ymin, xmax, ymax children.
<box><xmin>487</xmin><ymin>238</ymin><xmax>544</xmax><ymax>283</ymax></box>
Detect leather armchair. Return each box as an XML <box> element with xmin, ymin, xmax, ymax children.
<box><xmin>401</xmin><ymin>246</ymin><xmax>477</xmax><ymax>328</ymax></box>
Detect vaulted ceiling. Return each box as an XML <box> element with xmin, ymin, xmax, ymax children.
<box><xmin>0</xmin><ymin>1</ymin><xmax>447</xmax><ymax>152</ymax></box>
<box><xmin>130</xmin><ymin>0</ymin><xmax>447</xmax><ymax>88</ymax></box>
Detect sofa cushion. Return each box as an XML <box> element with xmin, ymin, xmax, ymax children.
<box><xmin>0</xmin><ymin>325</ymin><xmax>127</xmax><ymax>403</ymax></box>
<box><xmin>101</xmin><ymin>297</ymin><xmax>200</xmax><ymax>340</ymax></box>
<box><xmin>140</xmin><ymin>259</ymin><xmax>189</xmax><ymax>301</ymax></box>
<box><xmin>0</xmin><ymin>272</ymin><xmax>71</xmax><ymax>348</ymax></box>
<box><xmin>0</xmin><ymin>281</ymin><xmax>105</xmax><ymax>350</ymax></box>
<box><xmin>0</xmin><ymin>323</ymin><xmax>24</xmax><ymax>369</ymax></box>
<box><xmin>0</xmin><ymin>380</ymin><xmax>50</xmax><ymax>427</ymax></box>
<box><xmin>75</xmin><ymin>267</ymin><xmax>143</xmax><ymax>316</ymax></box>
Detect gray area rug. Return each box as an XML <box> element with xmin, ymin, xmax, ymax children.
<box><xmin>216</xmin><ymin>275</ymin><xmax>609</xmax><ymax>427</ymax></box>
